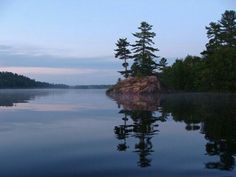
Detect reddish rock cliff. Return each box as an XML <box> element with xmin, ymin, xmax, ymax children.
<box><xmin>106</xmin><ymin>76</ymin><xmax>162</xmax><ymax>95</ymax></box>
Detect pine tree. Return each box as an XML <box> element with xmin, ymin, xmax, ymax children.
<box><xmin>114</xmin><ymin>38</ymin><xmax>131</xmax><ymax>78</ymax></box>
<box><xmin>131</xmin><ymin>22</ymin><xmax>159</xmax><ymax>77</ymax></box>
<box><xmin>220</xmin><ymin>10</ymin><xmax>236</xmax><ymax>47</ymax></box>
<box><xmin>158</xmin><ymin>57</ymin><xmax>168</xmax><ymax>72</ymax></box>
<box><xmin>202</xmin><ymin>10</ymin><xmax>236</xmax><ymax>90</ymax></box>
<box><xmin>202</xmin><ymin>10</ymin><xmax>236</xmax><ymax>56</ymax></box>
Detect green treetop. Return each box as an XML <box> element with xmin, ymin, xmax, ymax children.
<box><xmin>203</xmin><ymin>10</ymin><xmax>236</xmax><ymax>56</ymax></box>
<box><xmin>131</xmin><ymin>22</ymin><xmax>159</xmax><ymax>77</ymax></box>
<box><xmin>114</xmin><ymin>38</ymin><xmax>132</xmax><ymax>78</ymax></box>
<box><xmin>158</xmin><ymin>57</ymin><xmax>168</xmax><ymax>72</ymax></box>
<box><xmin>202</xmin><ymin>10</ymin><xmax>236</xmax><ymax>90</ymax></box>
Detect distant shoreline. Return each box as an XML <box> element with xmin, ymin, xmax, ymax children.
<box><xmin>0</xmin><ymin>71</ymin><xmax>112</xmax><ymax>89</ymax></box>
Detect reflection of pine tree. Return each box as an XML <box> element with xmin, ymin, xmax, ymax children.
<box><xmin>205</xmin><ymin>140</ymin><xmax>235</xmax><ymax>170</ymax></box>
<box><xmin>114</xmin><ymin>110</ymin><xmax>132</xmax><ymax>152</ymax></box>
<box><xmin>114</xmin><ymin>108</ymin><xmax>165</xmax><ymax>167</ymax></box>
<box><xmin>203</xmin><ymin>116</ymin><xmax>236</xmax><ymax>171</ymax></box>
<box><xmin>130</xmin><ymin>111</ymin><xmax>158</xmax><ymax>167</ymax></box>
<box><xmin>134</xmin><ymin>137</ymin><xmax>153</xmax><ymax>167</ymax></box>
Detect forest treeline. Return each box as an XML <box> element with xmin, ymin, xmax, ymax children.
<box><xmin>0</xmin><ymin>72</ymin><xmax>111</xmax><ymax>89</ymax></box>
<box><xmin>0</xmin><ymin>72</ymin><xmax>68</xmax><ymax>88</ymax></box>
<box><xmin>115</xmin><ymin>10</ymin><xmax>236</xmax><ymax>91</ymax></box>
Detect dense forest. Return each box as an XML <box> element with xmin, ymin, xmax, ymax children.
<box><xmin>115</xmin><ymin>10</ymin><xmax>236</xmax><ymax>92</ymax></box>
<box><xmin>0</xmin><ymin>72</ymin><xmax>68</xmax><ymax>88</ymax></box>
<box><xmin>0</xmin><ymin>72</ymin><xmax>111</xmax><ymax>89</ymax></box>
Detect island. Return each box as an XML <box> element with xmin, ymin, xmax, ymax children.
<box><xmin>107</xmin><ymin>11</ymin><xmax>236</xmax><ymax>95</ymax></box>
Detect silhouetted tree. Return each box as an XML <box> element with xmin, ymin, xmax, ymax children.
<box><xmin>203</xmin><ymin>10</ymin><xmax>236</xmax><ymax>54</ymax></box>
<box><xmin>158</xmin><ymin>57</ymin><xmax>168</xmax><ymax>72</ymax></box>
<box><xmin>131</xmin><ymin>22</ymin><xmax>159</xmax><ymax>77</ymax></box>
<box><xmin>201</xmin><ymin>10</ymin><xmax>236</xmax><ymax>91</ymax></box>
<box><xmin>115</xmin><ymin>38</ymin><xmax>132</xmax><ymax>78</ymax></box>
<box><xmin>160</xmin><ymin>56</ymin><xmax>204</xmax><ymax>91</ymax></box>
<box><xmin>159</xmin><ymin>10</ymin><xmax>236</xmax><ymax>91</ymax></box>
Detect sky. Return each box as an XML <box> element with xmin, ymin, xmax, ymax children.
<box><xmin>0</xmin><ymin>0</ymin><xmax>235</xmax><ymax>85</ymax></box>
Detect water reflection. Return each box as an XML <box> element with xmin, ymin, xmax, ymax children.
<box><xmin>0</xmin><ymin>89</ymin><xmax>53</xmax><ymax>107</ymax></box>
<box><xmin>161</xmin><ymin>94</ymin><xmax>236</xmax><ymax>171</ymax></box>
<box><xmin>110</xmin><ymin>93</ymin><xmax>236</xmax><ymax>170</ymax></box>
<box><xmin>112</xmin><ymin>94</ymin><xmax>167</xmax><ymax>167</ymax></box>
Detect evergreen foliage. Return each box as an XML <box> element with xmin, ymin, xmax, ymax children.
<box><xmin>115</xmin><ymin>11</ymin><xmax>235</xmax><ymax>91</ymax></box>
<box><xmin>115</xmin><ymin>22</ymin><xmax>159</xmax><ymax>78</ymax></box>
<box><xmin>0</xmin><ymin>72</ymin><xmax>68</xmax><ymax>88</ymax></box>
<box><xmin>160</xmin><ymin>56</ymin><xmax>204</xmax><ymax>91</ymax></box>
<box><xmin>201</xmin><ymin>10</ymin><xmax>236</xmax><ymax>91</ymax></box>
<box><xmin>114</xmin><ymin>38</ymin><xmax>131</xmax><ymax>78</ymax></box>
<box><xmin>131</xmin><ymin>22</ymin><xmax>158</xmax><ymax>76</ymax></box>
<box><xmin>160</xmin><ymin>10</ymin><xmax>236</xmax><ymax>91</ymax></box>
<box><xmin>158</xmin><ymin>57</ymin><xmax>168</xmax><ymax>72</ymax></box>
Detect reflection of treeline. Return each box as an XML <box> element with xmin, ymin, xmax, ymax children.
<box><xmin>160</xmin><ymin>93</ymin><xmax>236</xmax><ymax>127</ymax></box>
<box><xmin>0</xmin><ymin>72</ymin><xmax>68</xmax><ymax>89</ymax></box>
<box><xmin>0</xmin><ymin>90</ymin><xmax>52</xmax><ymax>107</ymax></box>
<box><xmin>113</xmin><ymin>93</ymin><xmax>236</xmax><ymax>170</ymax></box>
<box><xmin>160</xmin><ymin>93</ymin><xmax>236</xmax><ymax>170</ymax></box>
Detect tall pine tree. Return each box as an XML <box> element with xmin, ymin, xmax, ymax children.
<box><xmin>202</xmin><ymin>10</ymin><xmax>236</xmax><ymax>90</ymax></box>
<box><xmin>115</xmin><ymin>38</ymin><xmax>131</xmax><ymax>78</ymax></box>
<box><xmin>131</xmin><ymin>22</ymin><xmax>159</xmax><ymax>77</ymax></box>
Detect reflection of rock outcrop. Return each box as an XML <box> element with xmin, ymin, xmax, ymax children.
<box><xmin>109</xmin><ymin>94</ymin><xmax>160</xmax><ymax>111</ymax></box>
<box><xmin>0</xmin><ymin>90</ymin><xmax>56</xmax><ymax>107</ymax></box>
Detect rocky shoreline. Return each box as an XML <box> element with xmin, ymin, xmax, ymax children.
<box><xmin>106</xmin><ymin>76</ymin><xmax>163</xmax><ymax>95</ymax></box>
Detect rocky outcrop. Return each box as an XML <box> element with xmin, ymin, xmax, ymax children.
<box><xmin>106</xmin><ymin>76</ymin><xmax>162</xmax><ymax>95</ymax></box>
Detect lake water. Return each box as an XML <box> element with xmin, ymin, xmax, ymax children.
<box><xmin>0</xmin><ymin>89</ymin><xmax>235</xmax><ymax>177</ymax></box>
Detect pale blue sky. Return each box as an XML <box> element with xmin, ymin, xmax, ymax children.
<box><xmin>0</xmin><ymin>0</ymin><xmax>235</xmax><ymax>84</ymax></box>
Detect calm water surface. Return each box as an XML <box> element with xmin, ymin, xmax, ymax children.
<box><xmin>0</xmin><ymin>89</ymin><xmax>235</xmax><ymax>177</ymax></box>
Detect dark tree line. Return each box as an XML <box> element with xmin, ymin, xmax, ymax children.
<box><xmin>0</xmin><ymin>72</ymin><xmax>68</xmax><ymax>88</ymax></box>
<box><xmin>115</xmin><ymin>10</ymin><xmax>236</xmax><ymax>91</ymax></box>
<box><xmin>161</xmin><ymin>10</ymin><xmax>236</xmax><ymax>92</ymax></box>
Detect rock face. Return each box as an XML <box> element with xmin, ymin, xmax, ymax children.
<box><xmin>106</xmin><ymin>76</ymin><xmax>162</xmax><ymax>95</ymax></box>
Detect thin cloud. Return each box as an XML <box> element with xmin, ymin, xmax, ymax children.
<box><xmin>0</xmin><ymin>44</ymin><xmax>69</xmax><ymax>57</ymax></box>
<box><xmin>0</xmin><ymin>45</ymin><xmax>119</xmax><ymax>72</ymax></box>
<box><xmin>0</xmin><ymin>43</ymin><xmax>113</xmax><ymax>59</ymax></box>
<box><xmin>0</xmin><ymin>66</ymin><xmax>115</xmax><ymax>75</ymax></box>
